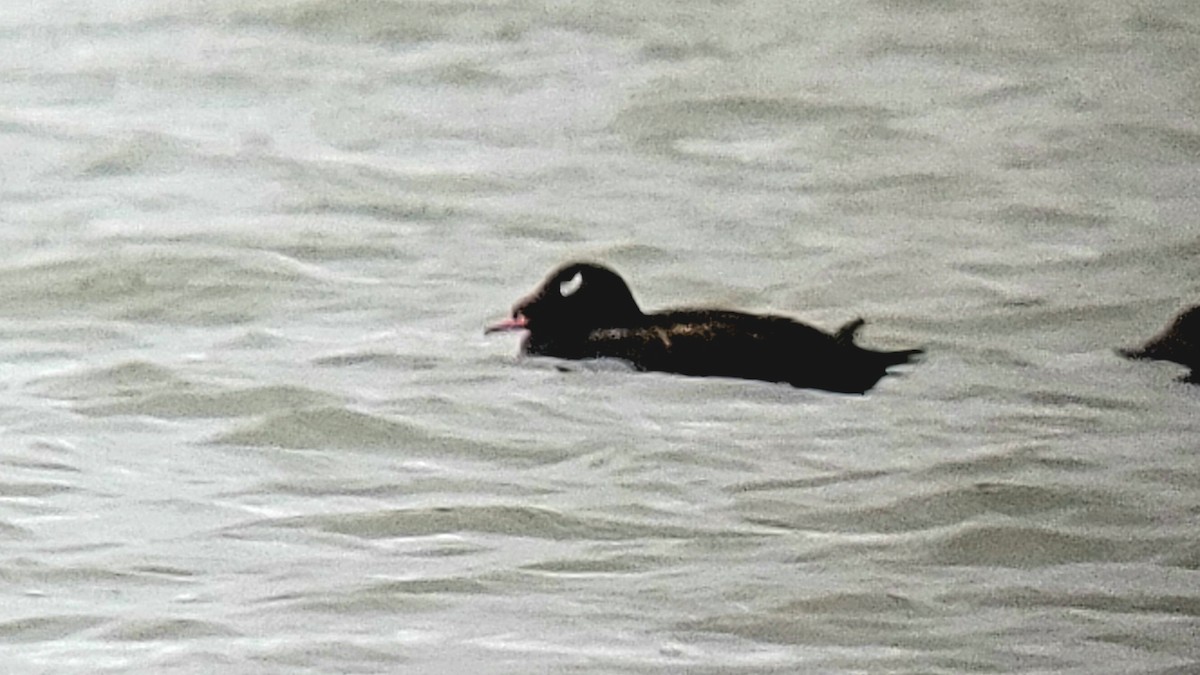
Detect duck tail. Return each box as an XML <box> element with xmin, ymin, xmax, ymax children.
<box><xmin>877</xmin><ymin>347</ymin><xmax>924</xmax><ymax>368</ymax></box>
<box><xmin>836</xmin><ymin>317</ymin><xmax>922</xmax><ymax>368</ymax></box>
<box><xmin>834</xmin><ymin>318</ymin><xmax>865</xmax><ymax>345</ymax></box>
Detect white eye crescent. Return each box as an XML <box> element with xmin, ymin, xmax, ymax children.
<box><xmin>559</xmin><ymin>272</ymin><xmax>582</xmax><ymax>297</ymax></box>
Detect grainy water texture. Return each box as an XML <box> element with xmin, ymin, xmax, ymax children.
<box><xmin>0</xmin><ymin>1</ymin><xmax>1198</xmax><ymax>673</ymax></box>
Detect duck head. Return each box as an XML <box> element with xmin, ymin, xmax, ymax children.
<box><xmin>1120</xmin><ymin>304</ymin><xmax>1200</xmax><ymax>372</ymax></box>
<box><xmin>486</xmin><ymin>262</ymin><xmax>644</xmax><ymax>354</ymax></box>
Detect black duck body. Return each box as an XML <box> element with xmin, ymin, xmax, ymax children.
<box><xmin>487</xmin><ymin>262</ymin><xmax>921</xmax><ymax>394</ymax></box>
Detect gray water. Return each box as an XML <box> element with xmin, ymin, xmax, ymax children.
<box><xmin>2</xmin><ymin>1</ymin><xmax>1199</xmax><ymax>673</ymax></box>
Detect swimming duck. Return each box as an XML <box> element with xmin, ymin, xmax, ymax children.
<box><xmin>486</xmin><ymin>261</ymin><xmax>921</xmax><ymax>394</ymax></box>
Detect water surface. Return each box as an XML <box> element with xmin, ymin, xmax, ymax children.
<box><xmin>1</xmin><ymin>1</ymin><xmax>1198</xmax><ymax>673</ymax></box>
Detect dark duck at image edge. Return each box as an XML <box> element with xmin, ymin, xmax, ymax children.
<box><xmin>1120</xmin><ymin>304</ymin><xmax>1200</xmax><ymax>384</ymax></box>
<box><xmin>486</xmin><ymin>261</ymin><xmax>922</xmax><ymax>394</ymax></box>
